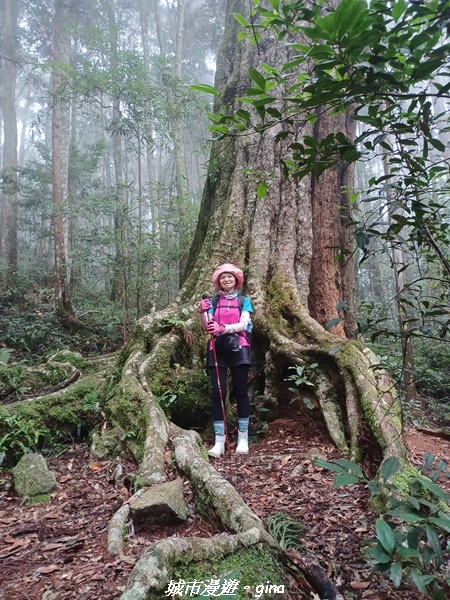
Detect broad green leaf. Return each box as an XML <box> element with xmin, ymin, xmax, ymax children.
<box><xmin>375</xmin><ymin>519</ymin><xmax>395</xmax><ymax>555</ymax></box>
<box><xmin>190</xmin><ymin>84</ymin><xmax>219</xmax><ymax>96</ymax></box>
<box><xmin>334</xmin><ymin>0</ymin><xmax>371</xmax><ymax>38</ymax></box>
<box><xmin>428</xmin><ymin>517</ymin><xmax>450</xmax><ymax>534</ymax></box>
<box><xmin>414</xmin><ymin>476</ymin><xmax>450</xmax><ymax>502</ymax></box>
<box><xmin>253</xmin><ymin>97</ymin><xmax>277</xmax><ymax>107</ymax></box>
<box><xmin>406</xmin><ymin>494</ymin><xmax>420</xmax><ymax>510</ymax></box>
<box><xmin>333</xmin><ymin>473</ymin><xmax>361</xmax><ymax>487</ymax></box>
<box><xmin>425</xmin><ymin>524</ymin><xmax>443</xmax><ymax>564</ymax></box>
<box><xmin>387</xmin><ymin>508</ymin><xmax>423</xmax><ymax>523</ymax></box>
<box><xmin>207</xmin><ymin>112</ymin><xmax>224</xmax><ymax>123</ymax></box>
<box><xmin>429</xmin><ymin>138</ymin><xmax>446</xmax><ymax>152</ymax></box>
<box><xmin>396</xmin><ymin>546</ymin><xmax>420</xmax><ymax>559</ymax></box>
<box><xmin>313</xmin><ymin>458</ymin><xmax>348</xmax><ymax>474</ymax></box>
<box><xmin>407</xmin><ymin>527</ymin><xmax>419</xmax><ymax>550</ymax></box>
<box><xmin>423</xmin><ymin>451</ymin><xmax>436</xmax><ymax>467</ymax></box>
<box><xmin>412</xmin><ymin>58</ymin><xmax>446</xmax><ymax>82</ymax></box>
<box><xmin>392</xmin><ymin>0</ymin><xmax>407</xmax><ymax>21</ymax></box>
<box><xmin>281</xmin><ymin>58</ymin><xmax>305</xmax><ymax>72</ymax></box>
<box><xmin>390</xmin><ymin>561</ymin><xmax>403</xmax><ymax>587</ymax></box>
<box><xmin>368</xmin><ymin>480</ymin><xmax>380</xmax><ymax>495</ymax></box>
<box><xmin>233</xmin><ymin>13</ymin><xmax>250</xmax><ymax>27</ymax></box>
<box><xmin>335</xmin><ymin>458</ymin><xmax>364</xmax><ymax>478</ymax></box>
<box><xmin>302</xmin><ymin>396</ymin><xmax>315</xmax><ymax>410</ymax></box>
<box><xmin>256</xmin><ymin>182</ymin><xmax>268</xmax><ymax>200</ymax></box>
<box><xmin>380</xmin><ymin>456</ymin><xmax>400</xmax><ymax>481</ymax></box>
<box><xmin>335</xmin><ymin>301</ymin><xmax>347</xmax><ymax>313</ymax></box>
<box><xmin>235</xmin><ymin>109</ymin><xmax>251</xmax><ymax>123</ymax></box>
<box><xmin>209</xmin><ymin>125</ymin><xmax>229</xmax><ymax>135</ymax></box>
<box><xmin>325</xmin><ymin>317</ymin><xmax>343</xmax><ymax>330</ymax></box>
<box><xmin>267</xmin><ymin>0</ymin><xmax>280</xmax><ymax>11</ymax></box>
<box><xmin>410</xmin><ymin>569</ymin><xmax>428</xmax><ymax>595</ymax></box>
<box><xmin>249</xmin><ymin>68</ymin><xmax>267</xmax><ymax>92</ymax></box>
<box><xmin>365</xmin><ymin>544</ymin><xmax>392</xmax><ymax>563</ymax></box>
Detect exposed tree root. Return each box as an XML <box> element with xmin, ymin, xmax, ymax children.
<box><xmin>119</xmin><ymin>421</ymin><xmax>349</xmax><ymax>599</ymax></box>
<box><xmin>282</xmin><ymin>549</ymin><xmax>345</xmax><ymax>600</ymax></box>
<box><xmin>260</xmin><ymin>294</ymin><xmax>408</xmax><ymax>467</ymax></box>
<box><xmin>107</xmin><ymin>504</ymin><xmax>130</xmax><ymax>556</ymax></box>
<box><xmin>172</xmin><ymin>428</ymin><xmax>273</xmax><ymax>541</ymax></box>
<box><xmin>121</xmin><ymin>527</ymin><xmax>265</xmax><ymax>600</ymax></box>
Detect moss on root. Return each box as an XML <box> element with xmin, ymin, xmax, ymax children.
<box><xmin>166</xmin><ymin>543</ymin><xmax>288</xmax><ymax>600</ymax></box>
<box><xmin>0</xmin><ymin>362</ymin><xmax>75</xmax><ymax>400</ymax></box>
<box><xmin>106</xmin><ymin>383</ymin><xmax>149</xmax><ymax>464</ymax></box>
<box><xmin>0</xmin><ymin>375</ymin><xmax>103</xmax><ymax>465</ymax></box>
<box><xmin>266</xmin><ymin>276</ymin><xmax>300</xmax><ymax>338</ymax></box>
<box><xmin>47</xmin><ymin>350</ymin><xmax>89</xmax><ymax>371</ymax></box>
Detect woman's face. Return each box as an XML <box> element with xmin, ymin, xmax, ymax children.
<box><xmin>219</xmin><ymin>272</ymin><xmax>237</xmax><ymax>292</ymax></box>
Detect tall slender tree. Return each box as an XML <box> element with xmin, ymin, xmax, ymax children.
<box><xmin>0</xmin><ymin>0</ymin><xmax>19</xmax><ymax>274</ymax></box>
<box><xmin>51</xmin><ymin>0</ymin><xmax>75</xmax><ymax>320</ymax></box>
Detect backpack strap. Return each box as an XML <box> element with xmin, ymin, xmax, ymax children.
<box><xmin>211</xmin><ymin>294</ymin><xmax>251</xmax><ymax>344</ymax></box>
<box><xmin>211</xmin><ymin>295</ymin><xmax>220</xmax><ymax>314</ymax></box>
<box><xmin>211</xmin><ymin>294</ymin><xmax>244</xmax><ymax>316</ymax></box>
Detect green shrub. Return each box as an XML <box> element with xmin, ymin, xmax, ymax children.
<box><xmin>315</xmin><ymin>456</ymin><xmax>450</xmax><ymax>599</ymax></box>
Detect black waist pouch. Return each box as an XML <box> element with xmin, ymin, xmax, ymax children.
<box><xmin>214</xmin><ymin>333</ymin><xmax>240</xmax><ymax>352</ymax></box>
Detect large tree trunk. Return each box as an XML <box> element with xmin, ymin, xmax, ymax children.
<box><xmin>107</xmin><ymin>1</ymin><xmax>128</xmax><ymax>322</ymax></box>
<box><xmin>383</xmin><ymin>150</ymin><xmax>417</xmax><ymax>406</ymax></box>
<box><xmin>179</xmin><ymin>0</ymin><xmax>406</xmax><ymax>465</ymax></box>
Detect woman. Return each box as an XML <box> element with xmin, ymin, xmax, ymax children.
<box><xmin>198</xmin><ymin>263</ymin><xmax>253</xmax><ymax>458</ymax></box>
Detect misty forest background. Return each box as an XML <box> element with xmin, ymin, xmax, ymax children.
<box><xmin>0</xmin><ymin>0</ymin><xmax>450</xmax><ymax>431</ymax></box>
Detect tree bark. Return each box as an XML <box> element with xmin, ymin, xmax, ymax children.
<box><xmin>309</xmin><ymin>110</ymin><xmax>358</xmax><ymax>338</ymax></box>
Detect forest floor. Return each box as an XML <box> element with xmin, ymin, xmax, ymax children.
<box><xmin>1</xmin><ymin>400</ymin><xmax>449</xmax><ymax>600</ymax></box>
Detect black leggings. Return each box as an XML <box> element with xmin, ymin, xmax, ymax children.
<box><xmin>209</xmin><ymin>364</ymin><xmax>250</xmax><ymax>422</ymax></box>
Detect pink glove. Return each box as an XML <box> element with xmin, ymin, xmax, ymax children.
<box><xmin>198</xmin><ymin>298</ymin><xmax>212</xmax><ymax>312</ymax></box>
<box><xmin>207</xmin><ymin>321</ymin><xmax>225</xmax><ymax>336</ymax></box>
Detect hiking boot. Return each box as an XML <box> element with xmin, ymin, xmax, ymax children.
<box><xmin>208</xmin><ymin>435</ymin><xmax>226</xmax><ymax>458</ymax></box>
<box><xmin>236</xmin><ymin>430</ymin><xmax>249</xmax><ymax>454</ymax></box>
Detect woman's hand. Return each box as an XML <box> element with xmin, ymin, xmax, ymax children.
<box><xmin>207</xmin><ymin>321</ymin><xmax>225</xmax><ymax>336</ymax></box>
<box><xmin>198</xmin><ymin>298</ymin><xmax>212</xmax><ymax>312</ymax></box>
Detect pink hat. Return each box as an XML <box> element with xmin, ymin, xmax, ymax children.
<box><xmin>212</xmin><ymin>263</ymin><xmax>244</xmax><ymax>290</ymax></box>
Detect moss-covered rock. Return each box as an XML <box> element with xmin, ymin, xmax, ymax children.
<box><xmin>12</xmin><ymin>453</ymin><xmax>57</xmax><ymax>498</ymax></box>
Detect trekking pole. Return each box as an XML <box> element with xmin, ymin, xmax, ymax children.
<box><xmin>203</xmin><ymin>293</ymin><xmax>230</xmax><ymax>453</ymax></box>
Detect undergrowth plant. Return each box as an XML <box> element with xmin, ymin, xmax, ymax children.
<box><xmin>284</xmin><ymin>363</ymin><xmax>317</xmax><ymax>409</ymax></box>
<box><xmin>266</xmin><ymin>511</ymin><xmax>307</xmax><ymax>550</ymax></box>
<box><xmin>314</xmin><ymin>455</ymin><xmax>450</xmax><ymax>599</ymax></box>
<box><xmin>0</xmin><ymin>411</ymin><xmax>47</xmax><ymax>466</ymax></box>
